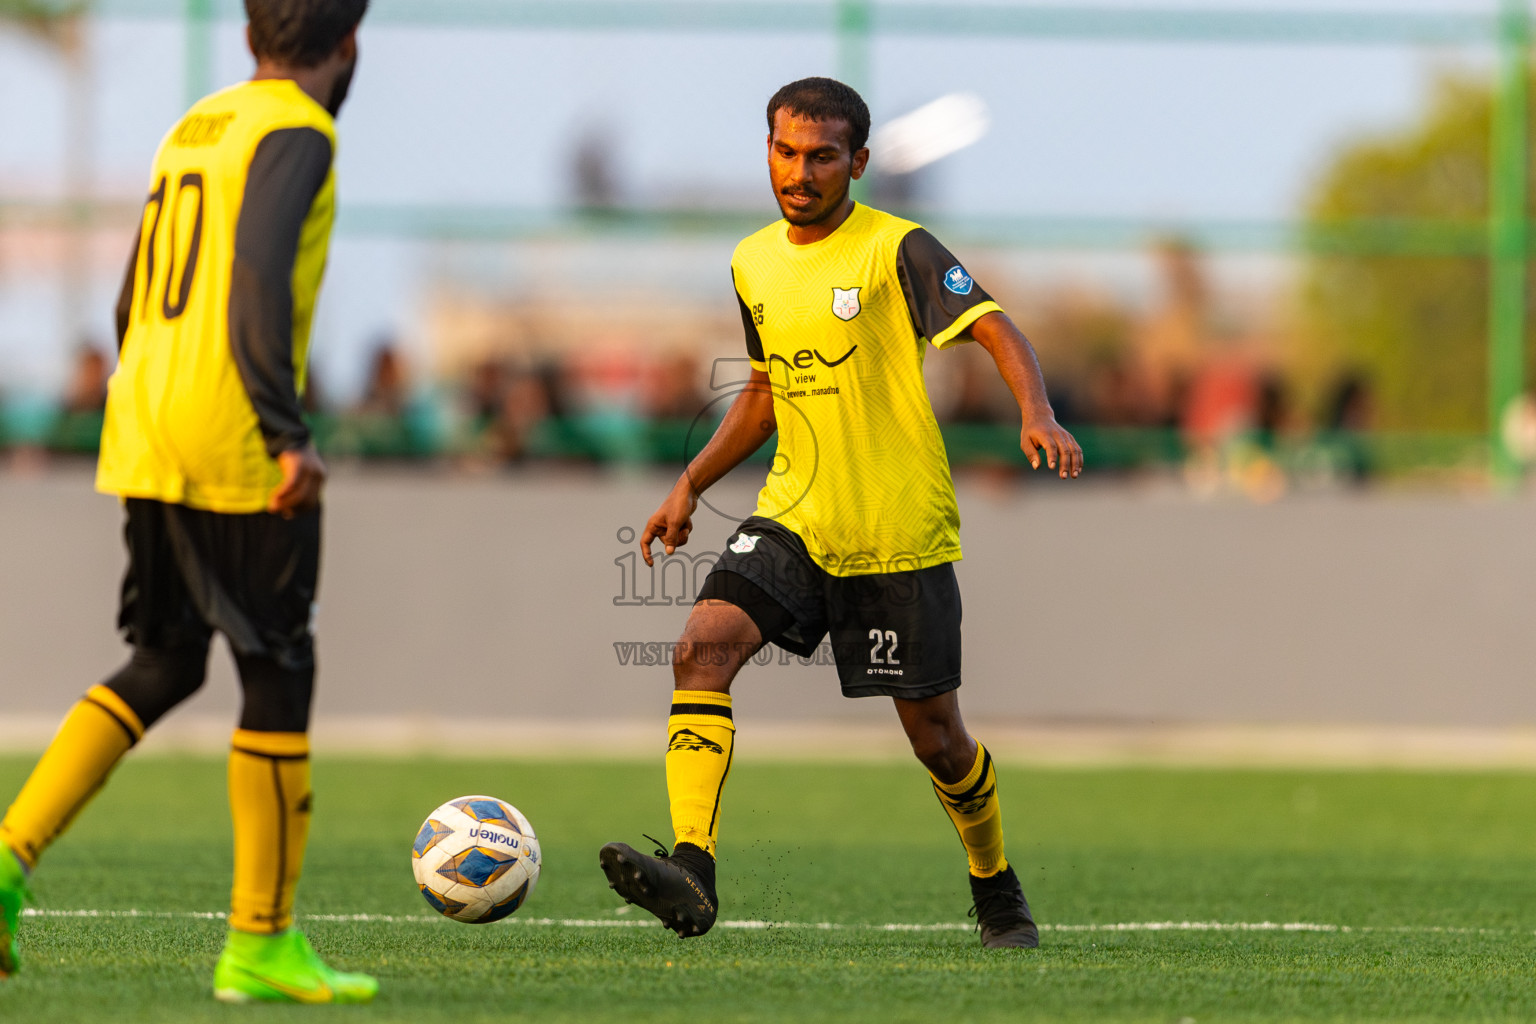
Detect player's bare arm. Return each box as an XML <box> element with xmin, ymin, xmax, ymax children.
<box><xmin>969</xmin><ymin>310</ymin><xmax>1083</xmax><ymax>479</ymax></box>
<box><xmin>641</xmin><ymin>370</ymin><xmax>776</xmax><ymax>565</ymax></box>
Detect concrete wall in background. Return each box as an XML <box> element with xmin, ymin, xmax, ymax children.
<box><xmin>3</xmin><ymin>467</ymin><xmax>1534</xmax><ymax>729</ymax></box>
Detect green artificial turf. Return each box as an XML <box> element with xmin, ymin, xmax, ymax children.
<box><xmin>1</xmin><ymin>755</ymin><xmax>1534</xmax><ymax>1022</ymax></box>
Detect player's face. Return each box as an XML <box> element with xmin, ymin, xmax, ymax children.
<box><xmin>767</xmin><ymin>109</ymin><xmax>868</xmax><ymax>226</ymax></box>
<box><xmin>324</xmin><ymin>32</ymin><xmax>359</xmax><ymax>116</ymax></box>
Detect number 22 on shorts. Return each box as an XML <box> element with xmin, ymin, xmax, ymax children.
<box><xmin>868</xmin><ymin>629</ymin><xmax>900</xmax><ymax>664</ymax></box>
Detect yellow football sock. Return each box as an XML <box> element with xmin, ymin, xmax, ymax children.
<box><xmin>932</xmin><ymin>742</ymin><xmax>1008</xmax><ymax>878</ymax></box>
<box><xmin>665</xmin><ymin>690</ymin><xmax>734</xmax><ymax>858</ymax></box>
<box><xmin>228</xmin><ymin>730</ymin><xmax>312</xmax><ymax>934</ymax></box>
<box><xmin>0</xmin><ymin>685</ymin><xmax>143</xmax><ymax>869</ymax></box>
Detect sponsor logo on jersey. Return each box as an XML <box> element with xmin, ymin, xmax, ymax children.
<box><xmin>767</xmin><ymin>344</ymin><xmax>858</xmax><ymax>372</ymax></box>
<box><xmin>943</xmin><ymin>265</ymin><xmax>974</xmax><ymax>295</ymax></box>
<box><xmin>669</xmin><ymin>728</ymin><xmax>724</xmax><ymax>754</ymax></box>
<box><xmin>831</xmin><ymin>286</ymin><xmax>862</xmax><ymax>321</ymax></box>
<box><xmin>729</xmin><ymin>533</ymin><xmax>761</xmax><ymax>553</ymax></box>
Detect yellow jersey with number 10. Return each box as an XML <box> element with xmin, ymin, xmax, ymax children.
<box><xmin>97</xmin><ymin>79</ymin><xmax>336</xmax><ymax>514</ymax></box>
<box><xmin>730</xmin><ymin>202</ymin><xmax>1004</xmax><ymax>577</ymax></box>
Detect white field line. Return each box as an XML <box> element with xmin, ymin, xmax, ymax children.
<box><xmin>18</xmin><ymin>908</ymin><xmax>1511</xmax><ymax>936</ymax></box>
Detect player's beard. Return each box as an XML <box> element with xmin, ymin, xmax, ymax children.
<box><xmin>325</xmin><ymin>58</ymin><xmax>356</xmax><ymax>116</ymax></box>
<box><xmin>777</xmin><ymin>177</ymin><xmax>849</xmax><ymax>227</ymax></box>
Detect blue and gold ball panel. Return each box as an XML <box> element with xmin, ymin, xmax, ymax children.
<box><xmin>412</xmin><ymin>818</ymin><xmax>455</xmax><ymax>859</ymax></box>
<box><xmin>436</xmin><ymin>846</ymin><xmax>517</xmax><ymax>888</ymax></box>
<box><xmin>473</xmin><ymin>879</ymin><xmax>532</xmax><ymax>925</ymax></box>
<box><xmin>418</xmin><ymin>884</ymin><xmax>469</xmax><ymax>916</ymax></box>
<box><xmin>449</xmin><ymin>797</ymin><xmax>523</xmax><ymax>833</ymax></box>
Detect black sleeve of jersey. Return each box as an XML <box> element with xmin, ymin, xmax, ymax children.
<box><xmin>732</xmin><ymin>269</ymin><xmax>766</xmax><ymax>364</ymax></box>
<box><xmin>229</xmin><ymin>126</ymin><xmax>333</xmax><ymax>457</ymax></box>
<box><xmin>895</xmin><ymin>228</ymin><xmax>996</xmax><ymax>342</ymax></box>
<box><xmin>114</xmin><ymin>230</ymin><xmax>139</xmax><ymax>351</ymax></box>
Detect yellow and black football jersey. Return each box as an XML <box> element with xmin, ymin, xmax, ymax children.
<box><xmin>730</xmin><ymin>202</ymin><xmax>1004</xmax><ymax>576</ymax></box>
<box><xmin>97</xmin><ymin>79</ymin><xmax>337</xmax><ymax>513</ymax></box>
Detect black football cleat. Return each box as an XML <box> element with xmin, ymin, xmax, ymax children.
<box><xmin>599</xmin><ymin>838</ymin><xmax>718</xmax><ymax>938</ymax></box>
<box><xmin>968</xmin><ymin>865</ymin><xmax>1040</xmax><ymax>949</ymax></box>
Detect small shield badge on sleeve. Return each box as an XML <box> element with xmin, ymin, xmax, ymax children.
<box><xmin>831</xmin><ymin>287</ymin><xmax>862</xmax><ymax>321</ymax></box>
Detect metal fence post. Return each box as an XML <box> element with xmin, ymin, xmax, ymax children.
<box><xmin>1488</xmin><ymin>0</ymin><xmax>1529</xmax><ymax>481</ymax></box>
<box><xmin>184</xmin><ymin>0</ymin><xmax>212</xmax><ymax>109</ymax></box>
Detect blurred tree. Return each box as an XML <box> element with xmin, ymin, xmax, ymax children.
<box><xmin>0</xmin><ymin>0</ymin><xmax>88</xmax><ymax>42</ymax></box>
<box><xmin>1300</xmin><ymin>72</ymin><xmax>1529</xmax><ymax>432</ymax></box>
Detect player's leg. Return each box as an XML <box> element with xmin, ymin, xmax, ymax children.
<box><xmin>214</xmin><ymin>652</ymin><xmax>371</xmax><ymax>1004</ymax></box>
<box><xmin>601</xmin><ymin>520</ymin><xmax>818</xmax><ymax>937</ymax></box>
<box><xmin>893</xmin><ymin>691</ymin><xmax>1036</xmax><ymax>948</ymax></box>
<box><xmin>599</xmin><ymin>596</ymin><xmax>764</xmax><ymax>937</ymax></box>
<box><xmin>164</xmin><ymin>505</ymin><xmax>372</xmax><ymax>1004</ymax></box>
<box><xmin>665</xmin><ymin>594</ymin><xmax>772</xmax><ymax>849</ymax></box>
<box><xmin>832</xmin><ymin>562</ymin><xmax>1037</xmax><ymax>948</ymax></box>
<box><xmin>0</xmin><ymin>660</ymin><xmax>194</xmax><ymax>979</ymax></box>
<box><xmin>0</xmin><ymin>498</ymin><xmax>212</xmax><ymax>979</ymax></box>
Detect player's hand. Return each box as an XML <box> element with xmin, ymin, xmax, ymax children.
<box><xmin>640</xmin><ymin>482</ymin><xmax>699</xmax><ymax>566</ymax></box>
<box><xmin>268</xmin><ymin>442</ymin><xmax>327</xmax><ymax>516</ymax></box>
<box><xmin>1022</xmin><ymin>418</ymin><xmax>1083</xmax><ymax>479</ymax></box>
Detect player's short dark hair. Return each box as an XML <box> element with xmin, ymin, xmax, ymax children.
<box><xmin>245</xmin><ymin>0</ymin><xmax>368</xmax><ymax>68</ymax></box>
<box><xmin>766</xmin><ymin>77</ymin><xmax>871</xmax><ymax>152</ymax></box>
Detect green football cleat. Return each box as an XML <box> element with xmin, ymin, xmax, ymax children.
<box><xmin>0</xmin><ymin>844</ymin><xmax>31</xmax><ymax>980</ymax></box>
<box><xmin>212</xmin><ymin>927</ymin><xmax>377</xmax><ymax>1004</ymax></box>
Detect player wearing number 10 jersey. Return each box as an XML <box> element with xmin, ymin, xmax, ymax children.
<box><xmin>0</xmin><ymin>0</ymin><xmax>374</xmax><ymax>1004</ymax></box>
<box><xmin>600</xmin><ymin>78</ymin><xmax>1084</xmax><ymax>949</ymax></box>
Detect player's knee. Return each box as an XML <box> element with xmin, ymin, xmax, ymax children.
<box><xmin>672</xmin><ymin>639</ymin><xmax>736</xmax><ymax>692</ymax></box>
<box><xmin>103</xmin><ymin>645</ymin><xmax>209</xmax><ymax>730</ymax></box>
<box><xmin>907</xmin><ymin>727</ymin><xmax>972</xmax><ymax>781</ymax></box>
<box><xmin>235</xmin><ymin>654</ymin><xmax>314</xmax><ymax>733</ymax></box>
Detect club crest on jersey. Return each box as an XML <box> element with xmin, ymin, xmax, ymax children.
<box><xmin>944</xmin><ymin>266</ymin><xmax>974</xmax><ymax>295</ymax></box>
<box><xmin>831</xmin><ymin>287</ymin><xmax>862</xmax><ymax>321</ymax></box>
<box><xmin>729</xmin><ymin>533</ymin><xmax>761</xmax><ymax>553</ymax></box>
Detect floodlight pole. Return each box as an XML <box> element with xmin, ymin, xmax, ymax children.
<box><xmin>184</xmin><ymin>0</ymin><xmax>212</xmax><ymax>109</ymax></box>
<box><xmin>1489</xmin><ymin>0</ymin><xmax>1529</xmax><ymax>483</ymax></box>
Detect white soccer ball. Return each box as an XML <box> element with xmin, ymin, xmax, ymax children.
<box><xmin>411</xmin><ymin>795</ymin><xmax>541</xmax><ymax>924</ymax></box>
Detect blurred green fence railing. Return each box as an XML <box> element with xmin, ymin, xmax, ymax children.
<box><xmin>3</xmin><ymin>400</ymin><xmax>1488</xmax><ymax>481</ymax></box>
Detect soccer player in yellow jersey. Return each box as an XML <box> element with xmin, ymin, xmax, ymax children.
<box><xmin>600</xmin><ymin>78</ymin><xmax>1082</xmax><ymax>948</ymax></box>
<box><xmin>0</xmin><ymin>0</ymin><xmax>375</xmax><ymax>1003</ymax></box>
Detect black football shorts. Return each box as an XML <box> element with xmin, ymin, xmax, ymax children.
<box><xmin>696</xmin><ymin>516</ymin><xmax>962</xmax><ymax>700</ymax></box>
<box><xmin>117</xmin><ymin>497</ymin><xmax>320</xmax><ymax>673</ymax></box>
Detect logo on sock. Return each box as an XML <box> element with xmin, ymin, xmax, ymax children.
<box><xmin>943</xmin><ymin>784</ymin><xmax>995</xmax><ymax>816</ymax></box>
<box><xmin>668</xmin><ymin>728</ymin><xmax>724</xmax><ymax>754</ymax></box>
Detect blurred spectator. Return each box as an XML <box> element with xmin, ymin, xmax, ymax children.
<box><xmin>461</xmin><ymin>357</ymin><xmax>555</xmax><ymax>465</ymax></box>
<box><xmin>340</xmin><ymin>339</ymin><xmax>436</xmax><ymax>458</ymax></box>
<box><xmin>1323</xmin><ymin>371</ymin><xmax>1374</xmax><ymax>483</ymax></box>
<box><xmin>467</xmin><ymin>358</ymin><xmax>509</xmax><ymax>438</ymax></box>
<box><xmin>1181</xmin><ymin>358</ymin><xmax>1257</xmax><ymax>447</ymax></box>
<box><xmin>947</xmin><ymin>348</ymin><xmax>1010</xmax><ymax>424</ymax></box>
<box><xmin>1084</xmin><ymin>355</ymin><xmax>1156</xmax><ymax>427</ymax></box>
<box><xmin>46</xmin><ymin>344</ymin><xmax>110</xmax><ymax>456</ymax></box>
<box><xmin>61</xmin><ymin>345</ymin><xmax>108</xmax><ymax>414</ymax></box>
<box><xmin>359</xmin><ymin>342</ymin><xmax>409</xmax><ymax>419</ymax></box>
<box><xmin>642</xmin><ymin>351</ymin><xmax>706</xmax><ymax>421</ymax></box>
<box><xmin>1254</xmin><ymin>372</ymin><xmax>1290</xmax><ymax>453</ymax></box>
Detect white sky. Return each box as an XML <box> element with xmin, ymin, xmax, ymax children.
<box><xmin>0</xmin><ymin>0</ymin><xmax>1511</xmax><ymax>396</ymax></box>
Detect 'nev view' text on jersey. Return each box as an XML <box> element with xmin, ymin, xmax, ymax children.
<box><xmin>731</xmin><ymin>202</ymin><xmax>1003</xmax><ymax>576</ymax></box>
